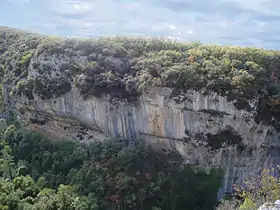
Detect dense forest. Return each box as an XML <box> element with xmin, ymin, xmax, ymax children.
<box><xmin>2</xmin><ymin>116</ymin><xmax>280</xmax><ymax>210</ymax></box>
<box><xmin>0</xmin><ymin>116</ymin><xmax>223</xmax><ymax>210</ymax></box>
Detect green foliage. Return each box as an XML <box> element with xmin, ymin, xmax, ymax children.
<box><xmin>0</xmin><ymin>84</ymin><xmax>4</xmax><ymax>113</ymax></box>
<box><xmin>0</xmin><ymin>143</ymin><xmax>16</xmax><ymax>179</ymax></box>
<box><xmin>15</xmin><ymin>79</ymin><xmax>34</xmax><ymax>100</ymax></box>
<box><xmin>20</xmin><ymin>51</ymin><xmax>33</xmax><ymax>65</ymax></box>
<box><xmin>235</xmin><ymin>168</ymin><xmax>280</xmax><ymax>207</ymax></box>
<box><xmin>0</xmin><ymin>64</ymin><xmax>6</xmax><ymax>78</ymax></box>
<box><xmin>5</xmin><ymin>110</ymin><xmax>20</xmax><ymax>127</ymax></box>
<box><xmin>219</xmin><ymin>168</ymin><xmax>280</xmax><ymax>209</ymax></box>
<box><xmin>3</xmin><ymin>27</ymin><xmax>280</xmax><ymax>124</ymax></box>
<box><xmin>238</xmin><ymin>198</ymin><xmax>257</xmax><ymax>210</ymax></box>
<box><xmin>0</xmin><ymin>28</ymin><xmax>277</xmax><ymax>102</ymax></box>
<box><xmin>0</xmin><ymin>176</ymin><xmax>88</xmax><ymax>210</ymax></box>
<box><xmin>0</xmin><ymin>123</ymin><xmax>223</xmax><ymax>210</ymax></box>
<box><xmin>33</xmin><ymin>77</ymin><xmax>71</xmax><ymax>100</ymax></box>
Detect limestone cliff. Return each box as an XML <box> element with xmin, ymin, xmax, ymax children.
<box><xmin>12</xmin><ymin>86</ymin><xmax>280</xmax><ymax>198</ymax></box>
<box><xmin>1</xmin><ymin>26</ymin><xmax>280</xmax><ymax>198</ymax></box>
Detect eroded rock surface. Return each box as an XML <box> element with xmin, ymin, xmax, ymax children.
<box><xmin>12</xmin><ymin>86</ymin><xmax>280</xmax><ymax>198</ymax></box>
<box><xmin>2</xmin><ymin>27</ymin><xmax>280</xmax><ymax>199</ymax></box>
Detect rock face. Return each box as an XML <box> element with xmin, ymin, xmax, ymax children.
<box><xmin>2</xmin><ymin>27</ymin><xmax>280</xmax><ymax>199</ymax></box>
<box><xmin>259</xmin><ymin>200</ymin><xmax>280</xmax><ymax>210</ymax></box>
<box><xmin>12</xmin><ymin>85</ymin><xmax>280</xmax><ymax>198</ymax></box>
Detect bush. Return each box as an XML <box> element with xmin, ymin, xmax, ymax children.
<box><xmin>219</xmin><ymin>167</ymin><xmax>280</xmax><ymax>209</ymax></box>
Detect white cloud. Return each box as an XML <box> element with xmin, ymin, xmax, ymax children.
<box><xmin>72</xmin><ymin>3</ymin><xmax>91</xmax><ymax>10</ymax></box>
<box><xmin>168</xmin><ymin>24</ymin><xmax>177</xmax><ymax>30</ymax></box>
<box><xmin>2</xmin><ymin>0</ymin><xmax>280</xmax><ymax>49</ymax></box>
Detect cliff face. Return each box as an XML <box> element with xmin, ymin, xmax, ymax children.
<box><xmin>12</xmin><ymin>85</ymin><xmax>279</xmax><ymax>197</ymax></box>
<box><xmin>2</xmin><ymin>27</ymin><xmax>280</xmax><ymax>198</ymax></box>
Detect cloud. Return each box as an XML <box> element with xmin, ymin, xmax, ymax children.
<box><xmin>1</xmin><ymin>0</ymin><xmax>280</xmax><ymax>49</ymax></box>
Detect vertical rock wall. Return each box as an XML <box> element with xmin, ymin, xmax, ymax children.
<box><xmin>13</xmin><ymin>86</ymin><xmax>280</xmax><ymax>197</ymax></box>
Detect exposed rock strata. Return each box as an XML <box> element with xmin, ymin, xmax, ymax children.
<box><xmin>2</xmin><ymin>27</ymin><xmax>280</xmax><ymax>199</ymax></box>
<box><xmin>11</xmin><ymin>86</ymin><xmax>280</xmax><ymax>198</ymax></box>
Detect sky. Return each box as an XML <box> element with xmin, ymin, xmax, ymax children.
<box><xmin>1</xmin><ymin>0</ymin><xmax>280</xmax><ymax>49</ymax></box>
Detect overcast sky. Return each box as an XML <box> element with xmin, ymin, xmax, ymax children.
<box><xmin>1</xmin><ymin>0</ymin><xmax>279</xmax><ymax>49</ymax></box>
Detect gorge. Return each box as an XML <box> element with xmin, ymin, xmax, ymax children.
<box><xmin>1</xmin><ymin>26</ymin><xmax>280</xmax><ymax>207</ymax></box>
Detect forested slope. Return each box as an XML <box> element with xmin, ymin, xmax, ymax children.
<box><xmin>0</xmin><ymin>117</ymin><xmax>222</xmax><ymax>209</ymax></box>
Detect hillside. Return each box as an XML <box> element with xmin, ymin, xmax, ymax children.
<box><xmin>1</xmin><ymin>26</ymin><xmax>280</xmax><ymax>123</ymax></box>
<box><xmin>1</xmin><ymin>26</ymin><xmax>280</xmax><ymax>209</ymax></box>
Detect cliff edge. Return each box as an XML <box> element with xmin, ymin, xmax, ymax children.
<box><xmin>1</xmin><ymin>26</ymin><xmax>280</xmax><ymax>197</ymax></box>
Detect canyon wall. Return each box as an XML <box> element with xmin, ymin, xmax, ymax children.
<box><xmin>12</xmin><ymin>86</ymin><xmax>280</xmax><ymax>198</ymax></box>
<box><xmin>2</xmin><ymin>27</ymin><xmax>280</xmax><ymax>199</ymax></box>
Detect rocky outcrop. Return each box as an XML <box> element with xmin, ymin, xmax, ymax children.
<box><xmin>2</xmin><ymin>27</ymin><xmax>280</xmax><ymax>200</ymax></box>
<box><xmin>259</xmin><ymin>200</ymin><xmax>280</xmax><ymax>210</ymax></box>
<box><xmin>11</xmin><ymin>85</ymin><xmax>280</xmax><ymax>198</ymax></box>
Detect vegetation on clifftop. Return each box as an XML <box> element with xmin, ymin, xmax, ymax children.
<box><xmin>2</xmin><ymin>27</ymin><xmax>280</xmax><ymax>122</ymax></box>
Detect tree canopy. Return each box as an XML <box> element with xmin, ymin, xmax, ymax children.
<box><xmin>0</xmin><ymin>118</ymin><xmax>222</xmax><ymax>210</ymax></box>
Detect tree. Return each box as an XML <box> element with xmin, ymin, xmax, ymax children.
<box><xmin>0</xmin><ymin>144</ymin><xmax>16</xmax><ymax>179</ymax></box>
<box><xmin>233</xmin><ymin>168</ymin><xmax>280</xmax><ymax>209</ymax></box>
<box><xmin>0</xmin><ymin>176</ymin><xmax>90</xmax><ymax>210</ymax></box>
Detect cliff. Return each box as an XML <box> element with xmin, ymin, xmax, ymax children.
<box><xmin>1</xmin><ymin>26</ymin><xmax>280</xmax><ymax>198</ymax></box>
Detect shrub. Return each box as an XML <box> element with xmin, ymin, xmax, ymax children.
<box><xmin>219</xmin><ymin>167</ymin><xmax>280</xmax><ymax>209</ymax></box>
